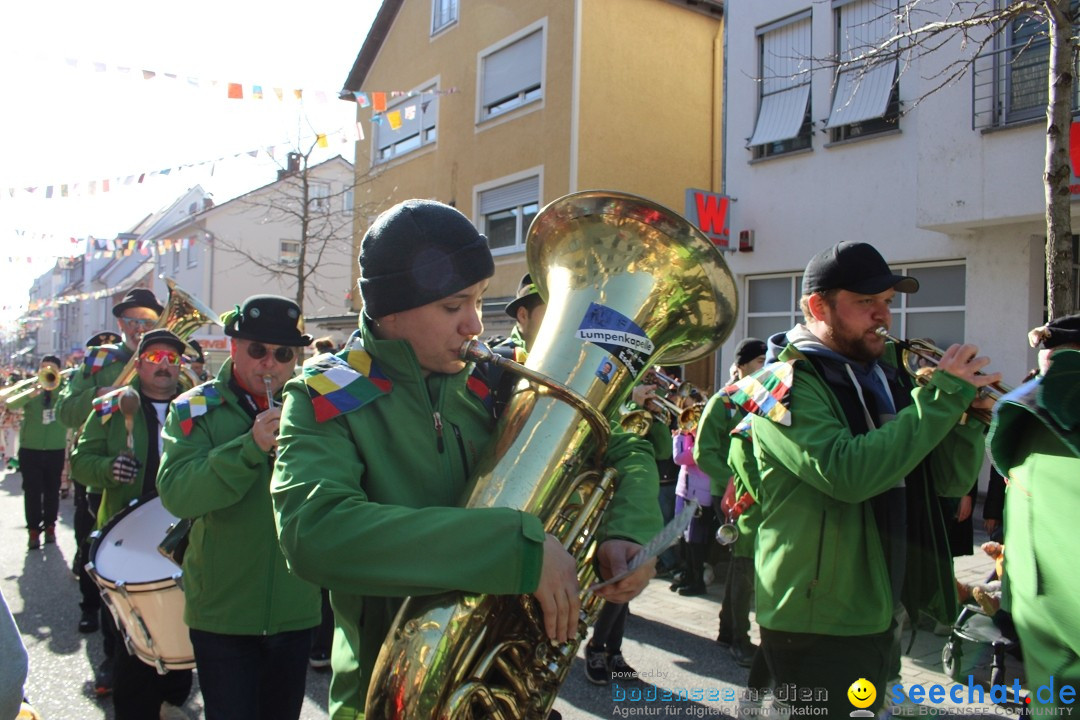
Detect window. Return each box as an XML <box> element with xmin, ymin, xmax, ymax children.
<box><xmin>750</xmin><ymin>11</ymin><xmax>813</xmax><ymax>159</ymax></box>
<box><xmin>826</xmin><ymin>0</ymin><xmax>900</xmax><ymax>142</ymax></box>
<box><xmin>171</xmin><ymin>246</ymin><xmax>180</xmax><ymax>274</ymax></box>
<box><xmin>186</xmin><ymin>238</ymin><xmax>197</xmax><ymax>268</ymax></box>
<box><xmin>309</xmin><ymin>183</ymin><xmax>331</xmax><ymax>212</ymax></box>
<box><xmin>343</xmin><ymin>189</ymin><xmax>354</xmax><ymax>214</ymax></box>
<box><xmin>479</xmin><ymin>24</ymin><xmax>544</xmax><ymax>121</ymax></box>
<box><xmin>374</xmin><ymin>83</ymin><xmax>439</xmax><ymax>164</ymax></box>
<box><xmin>477</xmin><ymin>175</ymin><xmax>540</xmax><ymax>252</ymax></box>
<box><xmin>280</xmin><ymin>240</ymin><xmax>300</xmax><ymax>267</ymax></box>
<box><xmin>744</xmin><ymin>262</ymin><xmax>966</xmax><ymax>345</ymax></box>
<box><xmin>432</xmin><ymin>0</ymin><xmax>457</xmax><ymax>35</ymax></box>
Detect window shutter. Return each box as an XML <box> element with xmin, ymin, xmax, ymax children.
<box><xmin>479</xmin><ymin>176</ymin><xmax>539</xmax><ymax>215</ymax></box>
<box><xmin>482</xmin><ymin>30</ymin><xmax>543</xmax><ymax>107</ymax></box>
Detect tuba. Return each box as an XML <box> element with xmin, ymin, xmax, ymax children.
<box><xmin>364</xmin><ymin>191</ymin><xmax>737</xmax><ymax>720</ymax></box>
<box><xmin>113</xmin><ymin>278</ymin><xmax>221</xmax><ymax>390</ymax></box>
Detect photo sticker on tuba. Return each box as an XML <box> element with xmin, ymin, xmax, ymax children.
<box><xmin>576</xmin><ymin>302</ymin><xmax>654</xmax><ymax>376</ymax></box>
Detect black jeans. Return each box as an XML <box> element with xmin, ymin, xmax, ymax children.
<box><xmin>102</xmin><ymin>610</ymin><xmax>192</xmax><ymax>718</ymax></box>
<box><xmin>75</xmin><ymin>484</ymin><xmax>102</xmax><ymax>612</ymax></box>
<box><xmin>190</xmin><ymin>627</ymin><xmax>312</xmax><ymax>720</ymax></box>
<box><xmin>760</xmin><ymin>626</ymin><xmax>892</xmax><ymax>716</ymax></box>
<box><xmin>590</xmin><ymin>602</ymin><xmax>629</xmax><ymax>654</ymax></box>
<box><xmin>719</xmin><ymin>555</ymin><xmax>754</xmax><ymax>650</ymax></box>
<box><xmin>19</xmin><ymin>448</ymin><xmax>64</xmax><ymax>531</ymax></box>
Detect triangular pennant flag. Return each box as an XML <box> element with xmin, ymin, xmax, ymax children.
<box><xmin>252</xmin><ymin>85</ymin><xmax>263</xmax><ymax>99</ymax></box>
<box><xmin>316</xmin><ymin>134</ymin><xmax>329</xmax><ymax>148</ymax></box>
<box><xmin>386</xmin><ymin>110</ymin><xmax>402</xmax><ymax>130</ymax></box>
<box><xmin>293</xmin><ymin>89</ymin><xmax>303</xmax><ymax>100</ymax></box>
<box><xmin>372</xmin><ymin>92</ymin><xmax>387</xmax><ymax>112</ymax></box>
<box><xmin>142</xmin><ymin>70</ymin><xmax>156</xmax><ymax>80</ymax></box>
<box><xmin>354</xmin><ymin>92</ymin><xmax>369</xmax><ymax>108</ymax></box>
<box><xmin>274</xmin><ymin>88</ymin><xmax>284</xmax><ymax>100</ymax></box>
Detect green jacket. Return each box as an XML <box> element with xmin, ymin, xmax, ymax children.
<box><xmin>694</xmin><ymin>391</ymin><xmax>760</xmax><ymax>559</ymax></box>
<box><xmin>70</xmin><ymin>378</ymin><xmax>158</xmax><ymax>528</ymax></box>
<box><xmin>989</xmin><ymin>349</ymin><xmax>1080</xmax><ymax>699</ymax></box>
<box><xmin>747</xmin><ymin>341</ymin><xmax>984</xmax><ymax>637</ymax></box>
<box><xmin>7</xmin><ymin>384</ymin><xmax>68</xmax><ymax>451</ymax></box>
<box><xmin>271</xmin><ymin>320</ymin><xmax>661</xmax><ymax>720</ymax></box>
<box><xmin>57</xmin><ymin>344</ymin><xmax>133</xmax><ymax>430</ymax></box>
<box><xmin>157</xmin><ymin>359</ymin><xmax>321</xmax><ymax>636</ymax></box>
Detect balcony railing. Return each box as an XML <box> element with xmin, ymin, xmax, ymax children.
<box><xmin>972</xmin><ymin>40</ymin><xmax>1080</xmax><ymax>131</ymax></box>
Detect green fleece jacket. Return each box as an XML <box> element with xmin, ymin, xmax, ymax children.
<box><xmin>989</xmin><ymin>349</ymin><xmax>1080</xmax><ymax>702</ymax></box>
<box><xmin>157</xmin><ymin>359</ymin><xmax>321</xmax><ymax>636</ymax></box>
<box><xmin>749</xmin><ymin>343</ymin><xmax>984</xmax><ymax>637</ymax></box>
<box><xmin>70</xmin><ymin>378</ymin><xmax>158</xmax><ymax>528</ymax></box>
<box><xmin>7</xmin><ymin>384</ymin><xmax>68</xmax><ymax>451</ymax></box>
<box><xmin>271</xmin><ymin>320</ymin><xmax>661</xmax><ymax>720</ymax></box>
<box><xmin>694</xmin><ymin>391</ymin><xmax>760</xmax><ymax>559</ymax></box>
<box><xmin>56</xmin><ymin>344</ymin><xmax>133</xmax><ymax>430</ymax></box>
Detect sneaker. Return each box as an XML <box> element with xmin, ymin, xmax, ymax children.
<box><xmin>93</xmin><ymin>661</ymin><xmax>113</xmax><ymax>697</ymax></box>
<box><xmin>309</xmin><ymin>652</ymin><xmax>331</xmax><ymax>671</ymax></box>
<box><xmin>27</xmin><ymin>531</ymin><xmax>40</xmax><ymax>550</ymax></box>
<box><xmin>608</xmin><ymin>652</ymin><xmax>637</xmax><ymax>681</ymax></box>
<box><xmin>43</xmin><ymin>526</ymin><xmax>56</xmax><ymax>544</ymax></box>
<box><xmin>583</xmin><ymin>644</ymin><xmax>611</xmax><ymax>685</ymax></box>
<box><xmin>78</xmin><ymin>609</ymin><xmax>99</xmax><ymax>634</ymax></box>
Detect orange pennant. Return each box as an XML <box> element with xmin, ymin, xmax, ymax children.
<box><xmin>372</xmin><ymin>92</ymin><xmax>387</xmax><ymax>112</ymax></box>
<box><xmin>227</xmin><ymin>82</ymin><xmax>243</xmax><ymax>99</ymax></box>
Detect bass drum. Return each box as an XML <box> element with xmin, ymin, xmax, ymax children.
<box><xmin>87</xmin><ymin>494</ymin><xmax>194</xmax><ymax>673</ymax></box>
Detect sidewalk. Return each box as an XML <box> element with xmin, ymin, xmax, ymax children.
<box><xmin>627</xmin><ymin>529</ymin><xmax>1015</xmax><ymax>718</ymax></box>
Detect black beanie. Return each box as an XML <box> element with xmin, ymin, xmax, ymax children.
<box><xmin>358</xmin><ymin>199</ymin><xmax>494</xmax><ymax>318</ymax></box>
<box><xmin>734</xmin><ymin>337</ymin><xmax>767</xmax><ymax>366</ymax></box>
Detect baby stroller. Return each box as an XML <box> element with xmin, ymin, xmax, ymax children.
<box><xmin>941</xmin><ymin>605</ymin><xmax>1019</xmax><ymax>686</ymax></box>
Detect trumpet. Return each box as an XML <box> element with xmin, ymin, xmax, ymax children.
<box><xmin>1</xmin><ymin>364</ymin><xmax>76</xmax><ymax>406</ymax></box>
<box><xmin>874</xmin><ymin>328</ymin><xmax>1010</xmax><ymax>422</ymax></box>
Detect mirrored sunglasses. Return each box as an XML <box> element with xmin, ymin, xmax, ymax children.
<box><xmin>140</xmin><ymin>350</ymin><xmax>182</xmax><ymax>366</ymax></box>
<box><xmin>246</xmin><ymin>343</ymin><xmax>295</xmax><ymax>364</ymax></box>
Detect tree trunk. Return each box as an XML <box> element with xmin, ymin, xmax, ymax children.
<box><xmin>1044</xmin><ymin>0</ymin><xmax>1076</xmax><ymax>319</ymax></box>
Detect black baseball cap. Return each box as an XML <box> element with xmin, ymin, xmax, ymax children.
<box><xmin>802</xmin><ymin>242</ymin><xmax>919</xmax><ymax>296</ymax></box>
<box><xmin>137</xmin><ymin>329</ymin><xmax>187</xmax><ymax>357</ymax></box>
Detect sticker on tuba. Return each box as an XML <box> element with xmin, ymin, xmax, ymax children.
<box><xmin>576</xmin><ymin>302</ymin><xmax>654</xmax><ymax>376</ymax></box>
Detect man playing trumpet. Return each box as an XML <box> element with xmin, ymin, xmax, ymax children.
<box><xmin>70</xmin><ymin>328</ymin><xmax>193</xmax><ymax>718</ymax></box>
<box><xmin>157</xmin><ymin>295</ymin><xmax>320</xmax><ymax>720</ymax></box>
<box><xmin>729</xmin><ymin>241</ymin><xmax>999</xmax><ymax>716</ymax></box>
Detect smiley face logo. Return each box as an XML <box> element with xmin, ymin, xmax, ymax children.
<box><xmin>847</xmin><ymin>678</ymin><xmax>876</xmax><ymax>709</ymax></box>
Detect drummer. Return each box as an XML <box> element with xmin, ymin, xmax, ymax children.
<box><xmin>70</xmin><ymin>328</ymin><xmax>192</xmax><ymax>719</ymax></box>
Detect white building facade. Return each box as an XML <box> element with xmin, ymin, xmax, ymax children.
<box><xmin>722</xmin><ymin>0</ymin><xmax>1078</xmax><ymax>387</ymax></box>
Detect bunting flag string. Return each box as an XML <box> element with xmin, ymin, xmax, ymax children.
<box><xmin>61</xmin><ymin>55</ymin><xmax>459</xmax><ymax>107</ymax></box>
<box><xmin>1</xmin><ymin>120</ymin><xmax>364</xmax><ymax>202</ymax></box>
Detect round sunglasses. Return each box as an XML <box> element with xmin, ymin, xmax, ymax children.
<box><xmin>245</xmin><ymin>342</ymin><xmax>296</xmax><ymax>364</ymax></box>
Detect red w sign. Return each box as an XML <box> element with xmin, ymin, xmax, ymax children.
<box><xmin>684</xmin><ymin>188</ymin><xmax>731</xmax><ymax>249</ymax></box>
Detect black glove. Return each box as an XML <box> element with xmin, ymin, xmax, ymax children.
<box><xmin>111</xmin><ymin>454</ymin><xmax>141</xmax><ymax>485</ymax></box>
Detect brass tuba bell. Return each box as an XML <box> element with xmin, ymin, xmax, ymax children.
<box><xmin>364</xmin><ymin>190</ymin><xmax>738</xmax><ymax>720</ymax></box>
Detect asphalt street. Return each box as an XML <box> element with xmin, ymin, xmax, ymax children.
<box><xmin>2</xmin><ymin>461</ymin><xmax>1020</xmax><ymax>719</ymax></box>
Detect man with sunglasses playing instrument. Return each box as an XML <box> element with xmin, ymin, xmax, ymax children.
<box><xmin>157</xmin><ymin>295</ymin><xmax>321</xmax><ymax>720</ymax></box>
<box><xmin>70</xmin><ymin>329</ymin><xmax>193</xmax><ymax>718</ymax></box>
<box><xmin>57</xmin><ymin>288</ymin><xmax>163</xmax><ymax>430</ymax></box>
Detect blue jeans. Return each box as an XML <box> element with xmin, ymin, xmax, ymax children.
<box><xmin>190</xmin><ymin>628</ymin><xmax>312</xmax><ymax>720</ymax></box>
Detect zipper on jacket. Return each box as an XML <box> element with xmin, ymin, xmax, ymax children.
<box><xmin>433</xmin><ymin>411</ymin><xmax>445</xmax><ymax>453</ymax></box>
<box><xmin>807</xmin><ymin>510</ymin><xmax>826</xmax><ymax>598</ymax></box>
<box><xmin>450</xmin><ymin>423</ymin><xmax>469</xmax><ymax>478</ymax></box>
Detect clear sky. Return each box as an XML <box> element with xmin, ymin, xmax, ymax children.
<box><xmin>0</xmin><ymin>0</ymin><xmax>380</xmax><ymax>336</ymax></box>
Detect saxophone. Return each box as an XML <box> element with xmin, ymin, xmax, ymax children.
<box><xmin>364</xmin><ymin>190</ymin><xmax>738</xmax><ymax>719</ymax></box>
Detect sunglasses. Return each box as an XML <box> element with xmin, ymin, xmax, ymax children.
<box><xmin>140</xmin><ymin>350</ymin><xmax>182</xmax><ymax>366</ymax></box>
<box><xmin>122</xmin><ymin>317</ymin><xmax>157</xmax><ymax>329</ymax></box>
<box><xmin>246</xmin><ymin>343</ymin><xmax>296</xmax><ymax>364</ymax></box>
